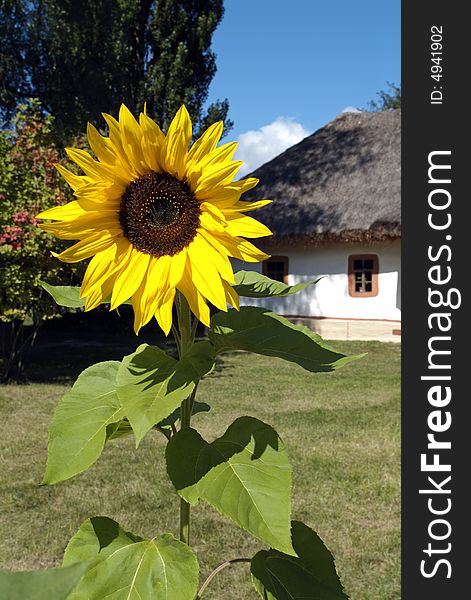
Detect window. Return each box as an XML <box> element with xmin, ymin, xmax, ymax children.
<box><xmin>263</xmin><ymin>256</ymin><xmax>289</xmax><ymax>283</ymax></box>
<box><xmin>348</xmin><ymin>254</ymin><xmax>379</xmax><ymax>297</ymax></box>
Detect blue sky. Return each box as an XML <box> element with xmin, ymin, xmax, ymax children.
<box><xmin>206</xmin><ymin>0</ymin><xmax>400</xmax><ymax>174</ymax></box>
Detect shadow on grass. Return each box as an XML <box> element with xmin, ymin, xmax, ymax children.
<box><xmin>18</xmin><ymin>316</ymin><xmax>236</xmax><ymax>384</ymax></box>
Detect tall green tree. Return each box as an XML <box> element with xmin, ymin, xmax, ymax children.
<box><xmin>0</xmin><ymin>0</ymin><xmax>231</xmax><ymax>137</ymax></box>
<box><xmin>0</xmin><ymin>0</ymin><xmax>30</xmax><ymax>119</ymax></box>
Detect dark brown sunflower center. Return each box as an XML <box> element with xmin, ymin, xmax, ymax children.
<box><xmin>119</xmin><ymin>171</ymin><xmax>200</xmax><ymax>256</ymax></box>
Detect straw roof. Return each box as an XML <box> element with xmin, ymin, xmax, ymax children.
<box><xmin>245</xmin><ymin>109</ymin><xmax>400</xmax><ymax>245</ymax></box>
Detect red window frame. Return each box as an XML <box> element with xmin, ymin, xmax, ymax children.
<box><xmin>262</xmin><ymin>256</ymin><xmax>289</xmax><ymax>284</ymax></box>
<box><xmin>348</xmin><ymin>254</ymin><xmax>379</xmax><ymax>297</ymax></box>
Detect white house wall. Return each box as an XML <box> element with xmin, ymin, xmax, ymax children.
<box><xmin>232</xmin><ymin>240</ymin><xmax>401</xmax><ymax>321</ymax></box>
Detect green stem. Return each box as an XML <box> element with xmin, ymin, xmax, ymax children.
<box><xmin>195</xmin><ymin>558</ymin><xmax>251</xmax><ymax>599</ymax></box>
<box><xmin>175</xmin><ymin>292</ymin><xmax>196</xmax><ymax>546</ymax></box>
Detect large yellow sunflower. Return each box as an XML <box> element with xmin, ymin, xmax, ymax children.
<box><xmin>37</xmin><ymin>105</ymin><xmax>271</xmax><ymax>334</ymax></box>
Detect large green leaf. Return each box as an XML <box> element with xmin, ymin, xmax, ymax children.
<box><xmin>251</xmin><ymin>521</ymin><xmax>348</xmax><ymax>600</ymax></box>
<box><xmin>0</xmin><ymin>562</ymin><xmax>89</xmax><ymax>600</ymax></box>
<box><xmin>40</xmin><ymin>282</ymin><xmax>126</xmax><ymax>308</ymax></box>
<box><xmin>233</xmin><ymin>270</ymin><xmax>321</xmax><ymax>298</ymax></box>
<box><xmin>210</xmin><ymin>307</ymin><xmax>365</xmax><ymax>372</ymax></box>
<box><xmin>64</xmin><ymin>516</ymin><xmax>198</xmax><ymax>600</ymax></box>
<box><xmin>43</xmin><ymin>361</ymin><xmax>124</xmax><ymax>484</ymax></box>
<box><xmin>116</xmin><ymin>341</ymin><xmax>215</xmax><ymax>445</ymax></box>
<box><xmin>40</xmin><ymin>282</ymin><xmax>84</xmax><ymax>308</ymax></box>
<box><xmin>166</xmin><ymin>416</ymin><xmax>294</xmax><ymax>555</ymax></box>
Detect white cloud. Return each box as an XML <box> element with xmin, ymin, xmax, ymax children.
<box><xmin>235</xmin><ymin>117</ymin><xmax>310</xmax><ymax>177</ymax></box>
<box><xmin>341</xmin><ymin>105</ymin><xmax>362</xmax><ymax>113</ymax></box>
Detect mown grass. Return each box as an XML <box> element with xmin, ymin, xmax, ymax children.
<box><xmin>0</xmin><ymin>338</ymin><xmax>400</xmax><ymax>599</ymax></box>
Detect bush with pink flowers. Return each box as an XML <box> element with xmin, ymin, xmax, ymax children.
<box><xmin>0</xmin><ymin>99</ymin><xmax>81</xmax><ymax>380</ymax></box>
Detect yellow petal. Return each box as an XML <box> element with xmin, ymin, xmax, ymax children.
<box><xmin>139</xmin><ymin>112</ymin><xmax>165</xmax><ymax>172</ymax></box>
<box><xmin>81</xmin><ymin>243</ymin><xmax>124</xmax><ymax>297</ymax></box>
<box><xmin>200</xmin><ymin>202</ymin><xmax>226</xmax><ymax>222</ymax></box>
<box><xmin>139</xmin><ymin>112</ymin><xmax>165</xmax><ymax>145</ymax></box>
<box><xmin>87</xmin><ymin>122</ymin><xmax>117</xmax><ymax>165</ymax></box>
<box><xmin>40</xmin><ymin>217</ymin><xmax>120</xmax><ymax>240</ymax></box>
<box><xmin>134</xmin><ymin>256</ymin><xmax>172</xmax><ymax>331</ymax></box>
<box><xmin>54</xmin><ymin>164</ymin><xmax>90</xmax><ymax>191</ymax></box>
<box><xmin>52</xmin><ymin>233</ymin><xmax>118</xmax><ymax>263</ymax></box>
<box><xmin>162</xmin><ymin>105</ymin><xmax>192</xmax><ymax>178</ymax></box>
<box><xmin>169</xmin><ymin>249</ymin><xmax>187</xmax><ymax>288</ymax></box>
<box><xmin>187</xmin><ymin>121</ymin><xmax>223</xmax><ymax>165</ymax></box>
<box><xmin>102</xmin><ymin>112</ymin><xmax>136</xmax><ymax>177</ymax></box>
<box><xmin>187</xmin><ymin>238</ymin><xmax>228</xmax><ymax>310</ymax></box>
<box><xmin>66</xmin><ymin>147</ymin><xmax>129</xmax><ymax>186</ymax></box>
<box><xmin>36</xmin><ymin>201</ymin><xmax>86</xmax><ymax>222</ymax></box>
<box><xmin>73</xmin><ymin>180</ymin><xmax>124</xmax><ymax>204</ymax></box>
<box><xmin>177</xmin><ymin>263</ymin><xmax>211</xmax><ymax>327</ymax></box>
<box><xmin>222</xmin><ymin>279</ymin><xmax>240</xmax><ymax>310</ymax></box>
<box><xmin>196</xmin><ymin>233</ymin><xmax>234</xmax><ymax>283</ymax></box>
<box><xmin>110</xmin><ymin>248</ymin><xmax>151</xmax><ymax>310</ymax></box>
<box><xmin>119</xmin><ymin>104</ymin><xmax>147</xmax><ymax>176</ymax></box>
<box><xmin>199</xmin><ymin>177</ymin><xmax>259</xmax><ymax>204</ymax></box>
<box><xmin>194</xmin><ymin>161</ymin><xmax>243</xmax><ymax>196</ymax></box>
<box><xmin>224</xmin><ymin>214</ymin><xmax>272</xmax><ymax>238</ymax></box>
<box><xmin>154</xmin><ymin>287</ymin><xmax>176</xmax><ymax>335</ymax></box>
<box><xmin>84</xmin><ymin>285</ymin><xmax>106</xmax><ymax>311</ymax></box>
<box><xmin>209</xmin><ymin>231</ymin><xmax>270</xmax><ymax>262</ymax></box>
<box><xmin>199</xmin><ymin>211</ymin><xmax>224</xmax><ymax>232</ymax></box>
<box><xmin>199</xmin><ymin>142</ymin><xmax>238</xmax><ymax>168</ymax></box>
<box><xmin>223</xmin><ymin>199</ymin><xmax>272</xmax><ymax>214</ymax></box>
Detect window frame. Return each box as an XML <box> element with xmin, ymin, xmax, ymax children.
<box><xmin>348</xmin><ymin>254</ymin><xmax>379</xmax><ymax>298</ymax></box>
<box><xmin>262</xmin><ymin>255</ymin><xmax>289</xmax><ymax>284</ymax></box>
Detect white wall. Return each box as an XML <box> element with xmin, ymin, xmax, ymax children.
<box><xmin>233</xmin><ymin>240</ymin><xmax>401</xmax><ymax>321</ymax></box>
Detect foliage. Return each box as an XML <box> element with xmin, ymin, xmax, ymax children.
<box><xmin>0</xmin><ymin>341</ymin><xmax>401</xmax><ymax>599</ymax></box>
<box><xmin>0</xmin><ymin>272</ymin><xmax>367</xmax><ymax>598</ymax></box>
<box><xmin>0</xmin><ymin>0</ymin><xmax>232</xmax><ymax>138</ymax></box>
<box><xmin>0</xmin><ymin>99</ymin><xmax>81</xmax><ymax>380</ymax></box>
<box><xmin>0</xmin><ymin>0</ymin><xmax>30</xmax><ymax>121</ymax></box>
<box><xmin>365</xmin><ymin>82</ymin><xmax>401</xmax><ymax>112</ymax></box>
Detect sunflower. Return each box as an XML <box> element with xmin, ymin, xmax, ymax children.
<box><xmin>37</xmin><ymin>104</ymin><xmax>272</xmax><ymax>334</ymax></box>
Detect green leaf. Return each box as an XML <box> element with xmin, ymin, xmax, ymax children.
<box><xmin>40</xmin><ymin>282</ymin><xmax>126</xmax><ymax>308</ymax></box>
<box><xmin>116</xmin><ymin>341</ymin><xmax>215</xmax><ymax>445</ymax></box>
<box><xmin>43</xmin><ymin>361</ymin><xmax>124</xmax><ymax>484</ymax></box>
<box><xmin>210</xmin><ymin>307</ymin><xmax>365</xmax><ymax>372</ymax></box>
<box><xmin>0</xmin><ymin>562</ymin><xmax>89</xmax><ymax>600</ymax></box>
<box><xmin>105</xmin><ymin>418</ymin><xmax>134</xmax><ymax>441</ymax></box>
<box><xmin>64</xmin><ymin>516</ymin><xmax>198</xmax><ymax>600</ymax></box>
<box><xmin>40</xmin><ymin>282</ymin><xmax>84</xmax><ymax>308</ymax></box>
<box><xmin>166</xmin><ymin>416</ymin><xmax>294</xmax><ymax>555</ymax></box>
<box><xmin>251</xmin><ymin>521</ymin><xmax>348</xmax><ymax>600</ymax></box>
<box><xmin>234</xmin><ymin>270</ymin><xmax>322</xmax><ymax>298</ymax></box>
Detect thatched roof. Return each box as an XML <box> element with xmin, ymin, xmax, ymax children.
<box><xmin>246</xmin><ymin>109</ymin><xmax>400</xmax><ymax>245</ymax></box>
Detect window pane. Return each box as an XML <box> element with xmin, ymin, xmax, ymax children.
<box><xmin>365</xmin><ymin>282</ymin><xmax>372</xmax><ymax>292</ymax></box>
<box><xmin>364</xmin><ymin>259</ymin><xmax>374</xmax><ymax>270</ymax></box>
<box><xmin>353</xmin><ymin>259</ymin><xmax>363</xmax><ymax>270</ymax></box>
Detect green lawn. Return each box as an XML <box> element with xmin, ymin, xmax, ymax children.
<box><xmin>0</xmin><ymin>338</ymin><xmax>400</xmax><ymax>600</ymax></box>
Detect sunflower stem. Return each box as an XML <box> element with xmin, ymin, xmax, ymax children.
<box><xmin>195</xmin><ymin>558</ymin><xmax>252</xmax><ymax>599</ymax></box>
<box><xmin>175</xmin><ymin>292</ymin><xmax>195</xmax><ymax>546</ymax></box>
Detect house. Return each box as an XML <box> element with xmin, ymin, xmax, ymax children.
<box><xmin>236</xmin><ymin>109</ymin><xmax>401</xmax><ymax>341</ymax></box>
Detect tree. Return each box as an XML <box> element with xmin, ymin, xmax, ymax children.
<box><xmin>0</xmin><ymin>0</ymin><xmax>231</xmax><ymax>138</ymax></box>
<box><xmin>365</xmin><ymin>82</ymin><xmax>401</xmax><ymax>111</ymax></box>
<box><xmin>0</xmin><ymin>0</ymin><xmax>30</xmax><ymax>120</ymax></box>
<box><xmin>0</xmin><ymin>100</ymin><xmax>82</xmax><ymax>381</ymax></box>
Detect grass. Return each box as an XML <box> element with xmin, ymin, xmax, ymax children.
<box><xmin>0</xmin><ymin>335</ymin><xmax>400</xmax><ymax>599</ymax></box>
